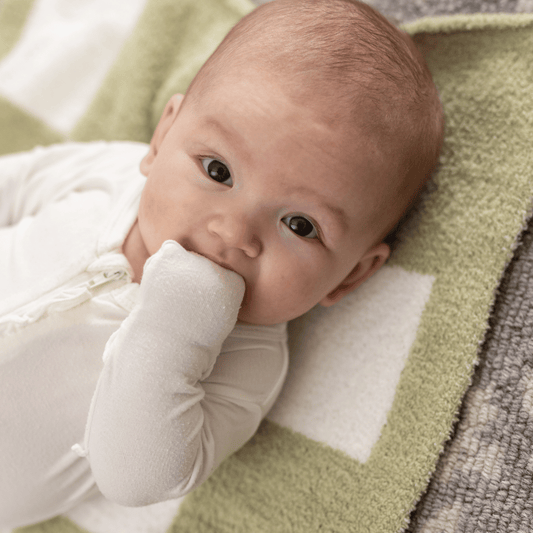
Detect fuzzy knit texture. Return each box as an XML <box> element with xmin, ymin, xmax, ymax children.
<box><xmin>407</xmin><ymin>186</ymin><xmax>533</xmax><ymax>533</ymax></box>
<box><xmin>1</xmin><ymin>1</ymin><xmax>533</xmax><ymax>532</ymax></box>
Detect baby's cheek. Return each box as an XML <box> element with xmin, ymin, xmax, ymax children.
<box><xmin>242</xmin><ymin>250</ymin><xmax>317</xmax><ymax>321</ymax></box>
<box><xmin>139</xmin><ymin>191</ymin><xmax>162</xmax><ymax>227</ymax></box>
<box><xmin>268</xmin><ymin>271</ymin><xmax>311</xmax><ymax>314</ymax></box>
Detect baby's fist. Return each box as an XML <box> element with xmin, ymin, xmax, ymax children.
<box><xmin>138</xmin><ymin>240</ymin><xmax>245</xmax><ymax>346</ymax></box>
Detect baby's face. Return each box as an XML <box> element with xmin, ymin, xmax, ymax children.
<box><xmin>138</xmin><ymin>71</ymin><xmax>392</xmax><ymax>325</ymax></box>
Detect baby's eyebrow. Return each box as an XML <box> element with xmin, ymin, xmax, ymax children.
<box><xmin>203</xmin><ymin>117</ymin><xmax>241</xmax><ymax>150</ymax></box>
<box><xmin>200</xmin><ymin>116</ymin><xmax>255</xmax><ymax>168</ymax></box>
<box><xmin>287</xmin><ymin>185</ymin><xmax>348</xmax><ymax>233</ymax></box>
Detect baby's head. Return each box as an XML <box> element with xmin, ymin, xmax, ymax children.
<box><xmin>138</xmin><ymin>0</ymin><xmax>444</xmax><ymax>325</ymax></box>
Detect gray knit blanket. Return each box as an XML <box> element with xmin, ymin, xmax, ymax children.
<box><xmin>366</xmin><ymin>0</ymin><xmax>533</xmax><ymax>530</ymax></box>
<box><xmin>407</xmin><ymin>216</ymin><xmax>533</xmax><ymax>531</ymax></box>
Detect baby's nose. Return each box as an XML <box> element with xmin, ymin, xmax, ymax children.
<box><xmin>207</xmin><ymin>213</ymin><xmax>261</xmax><ymax>258</ymax></box>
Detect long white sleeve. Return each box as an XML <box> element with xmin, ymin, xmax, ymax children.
<box><xmin>78</xmin><ymin>241</ymin><xmax>282</xmax><ymax>506</ymax></box>
<box><xmin>0</xmin><ymin>144</ymin><xmax>95</xmax><ymax>227</ymax></box>
<box><xmin>0</xmin><ymin>148</ymin><xmax>37</xmax><ymax>227</ymax></box>
<box><xmin>0</xmin><ymin>142</ymin><xmax>147</xmax><ymax>227</ymax></box>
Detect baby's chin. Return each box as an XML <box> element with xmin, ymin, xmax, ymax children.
<box><xmin>236</xmin><ymin>303</ymin><xmax>281</xmax><ymax>326</ymax></box>
<box><xmin>236</xmin><ymin>298</ymin><xmax>310</xmax><ymax>326</ymax></box>
<box><xmin>236</xmin><ymin>279</ymin><xmax>324</xmax><ymax>325</ymax></box>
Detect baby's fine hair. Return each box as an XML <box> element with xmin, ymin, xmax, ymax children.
<box><xmin>186</xmin><ymin>0</ymin><xmax>444</xmax><ymax>236</ymax></box>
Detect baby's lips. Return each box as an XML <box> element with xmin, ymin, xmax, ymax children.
<box><xmin>185</xmin><ymin>249</ymin><xmax>246</xmax><ymax>298</ymax></box>
<box><xmin>196</xmin><ymin>251</ymin><xmax>231</xmax><ymax>271</ymax></box>
<box><xmin>206</xmin><ymin>256</ymin><xmax>246</xmax><ymax>298</ymax></box>
<box><xmin>204</xmin><ymin>259</ymin><xmax>247</xmax><ymax>306</ymax></box>
<box><xmin>190</xmin><ymin>250</ymin><xmax>238</xmax><ymax>277</ymax></box>
<box><xmin>222</xmin><ymin>268</ymin><xmax>246</xmax><ymax>305</ymax></box>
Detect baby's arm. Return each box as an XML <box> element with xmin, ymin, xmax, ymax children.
<box><xmin>79</xmin><ymin>241</ymin><xmax>253</xmax><ymax>505</ymax></box>
<box><xmin>0</xmin><ymin>149</ymin><xmax>37</xmax><ymax>227</ymax></box>
<box><xmin>0</xmin><ymin>143</ymin><xmax>114</xmax><ymax>227</ymax></box>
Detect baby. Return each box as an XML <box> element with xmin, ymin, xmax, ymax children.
<box><xmin>0</xmin><ymin>0</ymin><xmax>443</xmax><ymax>527</ymax></box>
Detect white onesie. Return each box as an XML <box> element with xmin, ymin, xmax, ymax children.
<box><xmin>0</xmin><ymin>142</ymin><xmax>288</xmax><ymax>529</ymax></box>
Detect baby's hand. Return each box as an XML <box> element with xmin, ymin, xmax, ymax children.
<box><xmin>137</xmin><ymin>240</ymin><xmax>245</xmax><ymax>347</ymax></box>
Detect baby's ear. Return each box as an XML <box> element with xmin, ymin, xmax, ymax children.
<box><xmin>140</xmin><ymin>94</ymin><xmax>185</xmax><ymax>176</ymax></box>
<box><xmin>320</xmin><ymin>243</ymin><xmax>390</xmax><ymax>307</ymax></box>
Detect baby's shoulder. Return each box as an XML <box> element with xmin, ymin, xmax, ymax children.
<box><xmin>15</xmin><ymin>140</ymin><xmax>149</xmax><ymax>198</ymax></box>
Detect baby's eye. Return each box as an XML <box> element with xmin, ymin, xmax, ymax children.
<box><xmin>201</xmin><ymin>158</ymin><xmax>233</xmax><ymax>186</ymax></box>
<box><xmin>282</xmin><ymin>215</ymin><xmax>318</xmax><ymax>239</ymax></box>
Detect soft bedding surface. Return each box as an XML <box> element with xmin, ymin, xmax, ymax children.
<box><xmin>1</xmin><ymin>1</ymin><xmax>533</xmax><ymax>532</ymax></box>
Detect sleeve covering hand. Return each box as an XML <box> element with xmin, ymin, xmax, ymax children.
<box><xmin>83</xmin><ymin>241</ymin><xmax>248</xmax><ymax>505</ymax></box>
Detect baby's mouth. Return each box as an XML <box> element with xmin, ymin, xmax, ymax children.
<box><xmin>200</xmin><ymin>251</ymin><xmax>249</xmax><ymax>306</ymax></box>
<box><xmin>190</xmin><ymin>248</ymin><xmax>237</xmax><ymax>275</ymax></box>
<box><xmin>203</xmin><ymin>253</ymin><xmax>234</xmax><ymax>273</ymax></box>
<box><xmin>180</xmin><ymin>240</ymin><xmax>241</xmax><ymax>277</ymax></box>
